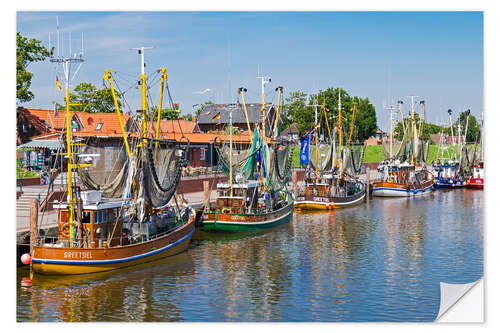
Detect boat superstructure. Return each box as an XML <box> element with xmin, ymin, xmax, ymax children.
<box><xmin>373</xmin><ymin>96</ymin><xmax>434</xmax><ymax>197</ymax></box>
<box><xmin>30</xmin><ymin>41</ymin><xmax>195</xmax><ymax>275</ymax></box>
<box><xmin>201</xmin><ymin>76</ymin><xmax>294</xmax><ymax>232</ymax></box>
<box><xmin>295</xmin><ymin>89</ymin><xmax>366</xmax><ymax>210</ymax></box>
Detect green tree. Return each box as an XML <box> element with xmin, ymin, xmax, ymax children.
<box><xmin>311</xmin><ymin>87</ymin><xmax>376</xmax><ymax>143</ymax></box>
<box><xmin>353</xmin><ymin>96</ymin><xmax>377</xmax><ymax>143</ymax></box>
<box><xmin>55</xmin><ymin>82</ymin><xmax>122</xmax><ymax>113</ymax></box>
<box><xmin>16</xmin><ymin>32</ymin><xmax>52</xmax><ymax>103</ymax></box>
<box><xmin>284</xmin><ymin>91</ymin><xmax>309</xmax><ymax>134</ymax></box>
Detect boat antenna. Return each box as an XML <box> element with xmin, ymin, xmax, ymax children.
<box><xmin>130</xmin><ymin>46</ymin><xmax>154</xmax><ymax>144</ymax></box>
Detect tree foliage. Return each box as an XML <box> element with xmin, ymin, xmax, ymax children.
<box><xmin>283</xmin><ymin>91</ymin><xmax>309</xmax><ymax>135</ymax></box>
<box><xmin>310</xmin><ymin>87</ymin><xmax>377</xmax><ymax>143</ymax></box>
<box><xmin>16</xmin><ymin>32</ymin><xmax>52</xmax><ymax>103</ymax></box>
<box><xmin>442</xmin><ymin>111</ymin><xmax>482</xmax><ymax>143</ymax></box>
<box><xmin>393</xmin><ymin>114</ymin><xmax>441</xmax><ymax>140</ymax></box>
<box><xmin>55</xmin><ymin>82</ymin><xmax>122</xmax><ymax>113</ymax></box>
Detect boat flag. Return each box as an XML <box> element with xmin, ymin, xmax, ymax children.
<box><xmin>212</xmin><ymin>112</ymin><xmax>221</xmax><ymax>122</ymax></box>
<box><xmin>54</xmin><ymin>104</ymin><xmax>58</xmax><ymax>118</ymax></box>
<box><xmin>300</xmin><ymin>135</ymin><xmax>310</xmax><ymax>165</ymax></box>
<box><xmin>56</xmin><ymin>76</ymin><xmax>61</xmax><ymax>91</ymax></box>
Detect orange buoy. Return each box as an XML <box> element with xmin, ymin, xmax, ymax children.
<box><xmin>21</xmin><ymin>253</ymin><xmax>32</xmax><ymax>265</ymax></box>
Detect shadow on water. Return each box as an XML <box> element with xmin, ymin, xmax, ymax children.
<box><xmin>17</xmin><ymin>190</ymin><xmax>483</xmax><ymax>322</ymax></box>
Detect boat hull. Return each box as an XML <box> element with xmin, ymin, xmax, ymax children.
<box><xmin>32</xmin><ymin>211</ymin><xmax>196</xmax><ymax>276</ymax></box>
<box><xmin>201</xmin><ymin>199</ymin><xmax>294</xmax><ymax>233</ymax></box>
<box><xmin>295</xmin><ymin>190</ymin><xmax>366</xmax><ymax>210</ymax></box>
<box><xmin>434</xmin><ymin>178</ymin><xmax>467</xmax><ymax>189</ymax></box>
<box><xmin>467</xmin><ymin>178</ymin><xmax>484</xmax><ymax>189</ymax></box>
<box><xmin>372</xmin><ymin>181</ymin><xmax>434</xmax><ymax>197</ymax></box>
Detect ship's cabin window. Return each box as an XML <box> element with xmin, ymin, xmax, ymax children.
<box><xmin>82</xmin><ymin>211</ymin><xmax>91</xmax><ymax>224</ymax></box>
<box><xmin>94</xmin><ymin>210</ymin><xmax>103</xmax><ymax>223</ymax></box>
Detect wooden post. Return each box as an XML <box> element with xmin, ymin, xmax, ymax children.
<box><xmin>203</xmin><ymin>180</ymin><xmax>210</xmax><ymax>210</ymax></box>
<box><xmin>29</xmin><ymin>198</ymin><xmax>38</xmax><ymax>255</ymax></box>
<box><xmin>366</xmin><ymin>167</ymin><xmax>371</xmax><ymax>201</ymax></box>
<box><xmin>292</xmin><ymin>170</ymin><xmax>298</xmax><ymax>199</ymax></box>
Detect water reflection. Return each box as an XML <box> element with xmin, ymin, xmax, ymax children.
<box><xmin>17</xmin><ymin>190</ymin><xmax>483</xmax><ymax>322</ymax></box>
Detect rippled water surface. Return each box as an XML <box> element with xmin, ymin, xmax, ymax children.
<box><xmin>17</xmin><ymin>189</ymin><xmax>483</xmax><ymax>322</ymax></box>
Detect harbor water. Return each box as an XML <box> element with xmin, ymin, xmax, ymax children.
<box><xmin>16</xmin><ymin>189</ymin><xmax>483</xmax><ymax>322</ymax></box>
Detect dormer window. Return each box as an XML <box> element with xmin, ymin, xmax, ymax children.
<box><xmin>96</xmin><ymin>122</ymin><xmax>103</xmax><ymax>131</ymax></box>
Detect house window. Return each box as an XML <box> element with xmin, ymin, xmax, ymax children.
<box><xmin>200</xmin><ymin>148</ymin><xmax>205</xmax><ymax>160</ymax></box>
<box><xmin>96</xmin><ymin>122</ymin><xmax>103</xmax><ymax>131</ymax></box>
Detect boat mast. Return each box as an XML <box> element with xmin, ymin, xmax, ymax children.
<box><xmin>257</xmin><ymin>74</ymin><xmax>271</xmax><ymax>185</ymax></box>
<box><xmin>384</xmin><ymin>104</ymin><xmax>398</xmax><ymax>160</ymax></box>
<box><xmin>104</xmin><ymin>70</ymin><xmax>131</xmax><ymax>157</ymax></box>
<box><xmin>408</xmin><ymin>95</ymin><xmax>418</xmax><ymax>165</ymax></box>
<box><xmin>238</xmin><ymin>87</ymin><xmax>252</xmax><ymax>139</ymax></box>
<box><xmin>448</xmin><ymin>109</ymin><xmax>456</xmax><ymax>160</ymax></box>
<box><xmin>229</xmin><ymin>105</ymin><xmax>233</xmax><ymax>197</ymax></box>
<box><xmin>131</xmin><ymin>46</ymin><xmax>154</xmax><ymax>146</ymax></box>
<box><xmin>314</xmin><ymin>100</ymin><xmax>319</xmax><ymax>184</ymax></box>
<box><xmin>273</xmin><ymin>86</ymin><xmax>284</xmax><ymax>140</ymax></box>
<box><xmin>321</xmin><ymin>103</ymin><xmax>333</xmax><ymax>170</ymax></box>
<box><xmin>338</xmin><ymin>89</ymin><xmax>343</xmax><ymax>178</ymax></box>
<box><xmin>155</xmin><ymin>68</ymin><xmax>167</xmax><ymax>155</ymax></box>
<box><xmin>306</xmin><ymin>98</ymin><xmax>322</xmax><ymax>183</ymax></box>
<box><xmin>50</xmin><ymin>28</ymin><xmax>84</xmax><ymax>248</ymax></box>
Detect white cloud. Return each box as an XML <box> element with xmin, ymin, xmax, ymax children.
<box><xmin>193</xmin><ymin>88</ymin><xmax>211</xmax><ymax>94</ymax></box>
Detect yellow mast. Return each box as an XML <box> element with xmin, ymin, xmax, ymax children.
<box><xmin>64</xmin><ymin>84</ymin><xmax>75</xmax><ymax>247</ymax></box>
<box><xmin>315</xmin><ymin>117</ymin><xmax>319</xmax><ymax>184</ymax></box>
<box><xmin>338</xmin><ymin>90</ymin><xmax>343</xmax><ymax>178</ymax></box>
<box><xmin>347</xmin><ymin>102</ymin><xmax>358</xmax><ymax>149</ymax></box>
<box><xmin>322</xmin><ymin>103</ymin><xmax>332</xmax><ymax>144</ymax></box>
<box><xmin>155</xmin><ymin>68</ymin><xmax>167</xmax><ymax>154</ymax></box>
<box><xmin>273</xmin><ymin>86</ymin><xmax>283</xmax><ymax>140</ymax></box>
<box><xmin>238</xmin><ymin>87</ymin><xmax>253</xmax><ymax>140</ymax></box>
<box><xmin>104</xmin><ymin>70</ymin><xmax>131</xmax><ymax>157</ymax></box>
<box><xmin>418</xmin><ymin>100</ymin><xmax>425</xmax><ymax>138</ymax></box>
<box><xmin>229</xmin><ymin>107</ymin><xmax>233</xmax><ymax>197</ymax></box>
<box><xmin>322</xmin><ymin>103</ymin><xmax>335</xmax><ymax>171</ymax></box>
<box><xmin>398</xmin><ymin>100</ymin><xmax>406</xmax><ymax>134</ymax></box>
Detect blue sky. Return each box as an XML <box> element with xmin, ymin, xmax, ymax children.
<box><xmin>16</xmin><ymin>11</ymin><xmax>483</xmax><ymax>131</ymax></box>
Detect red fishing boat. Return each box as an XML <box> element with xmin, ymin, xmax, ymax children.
<box><xmin>467</xmin><ymin>162</ymin><xmax>484</xmax><ymax>189</ymax></box>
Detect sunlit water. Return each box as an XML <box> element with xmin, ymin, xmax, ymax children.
<box><xmin>17</xmin><ymin>189</ymin><xmax>483</xmax><ymax>322</ymax></box>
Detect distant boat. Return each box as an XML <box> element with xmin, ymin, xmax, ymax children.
<box><xmin>295</xmin><ymin>91</ymin><xmax>366</xmax><ymax>210</ymax></box>
<box><xmin>373</xmin><ymin>97</ymin><xmax>434</xmax><ymax>197</ymax></box>
<box><xmin>201</xmin><ymin>82</ymin><xmax>294</xmax><ymax>232</ymax></box>
<box><xmin>432</xmin><ymin>109</ymin><xmax>475</xmax><ymax>189</ymax></box>
<box><xmin>467</xmin><ymin>162</ymin><xmax>484</xmax><ymax>189</ymax></box>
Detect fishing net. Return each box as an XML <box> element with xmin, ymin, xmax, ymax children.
<box><xmin>416</xmin><ymin>140</ymin><xmax>429</xmax><ymax>164</ymax></box>
<box><xmin>77</xmin><ymin>141</ymin><xmax>131</xmax><ymax>198</ymax></box>
<box><xmin>308</xmin><ymin>143</ymin><xmax>334</xmax><ymax>172</ymax></box>
<box><xmin>343</xmin><ymin>145</ymin><xmax>366</xmax><ymax>176</ymax></box>
<box><xmin>382</xmin><ymin>130</ymin><xmax>409</xmax><ymax>161</ymax></box>
<box><xmin>216</xmin><ymin>129</ymin><xmax>260</xmax><ymax>181</ymax></box>
<box><xmin>142</xmin><ymin>142</ymin><xmax>183</xmax><ymax>209</ymax></box>
<box><xmin>267</xmin><ymin>143</ymin><xmax>293</xmax><ymax>191</ymax></box>
<box><xmin>460</xmin><ymin>145</ymin><xmax>478</xmax><ymax>174</ymax></box>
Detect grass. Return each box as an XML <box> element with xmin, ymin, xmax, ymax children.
<box><xmin>16</xmin><ymin>160</ymin><xmax>39</xmax><ymax>179</ymax></box>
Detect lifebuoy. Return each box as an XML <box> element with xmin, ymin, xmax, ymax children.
<box><xmin>61</xmin><ymin>222</ymin><xmax>70</xmax><ymax>238</ymax></box>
